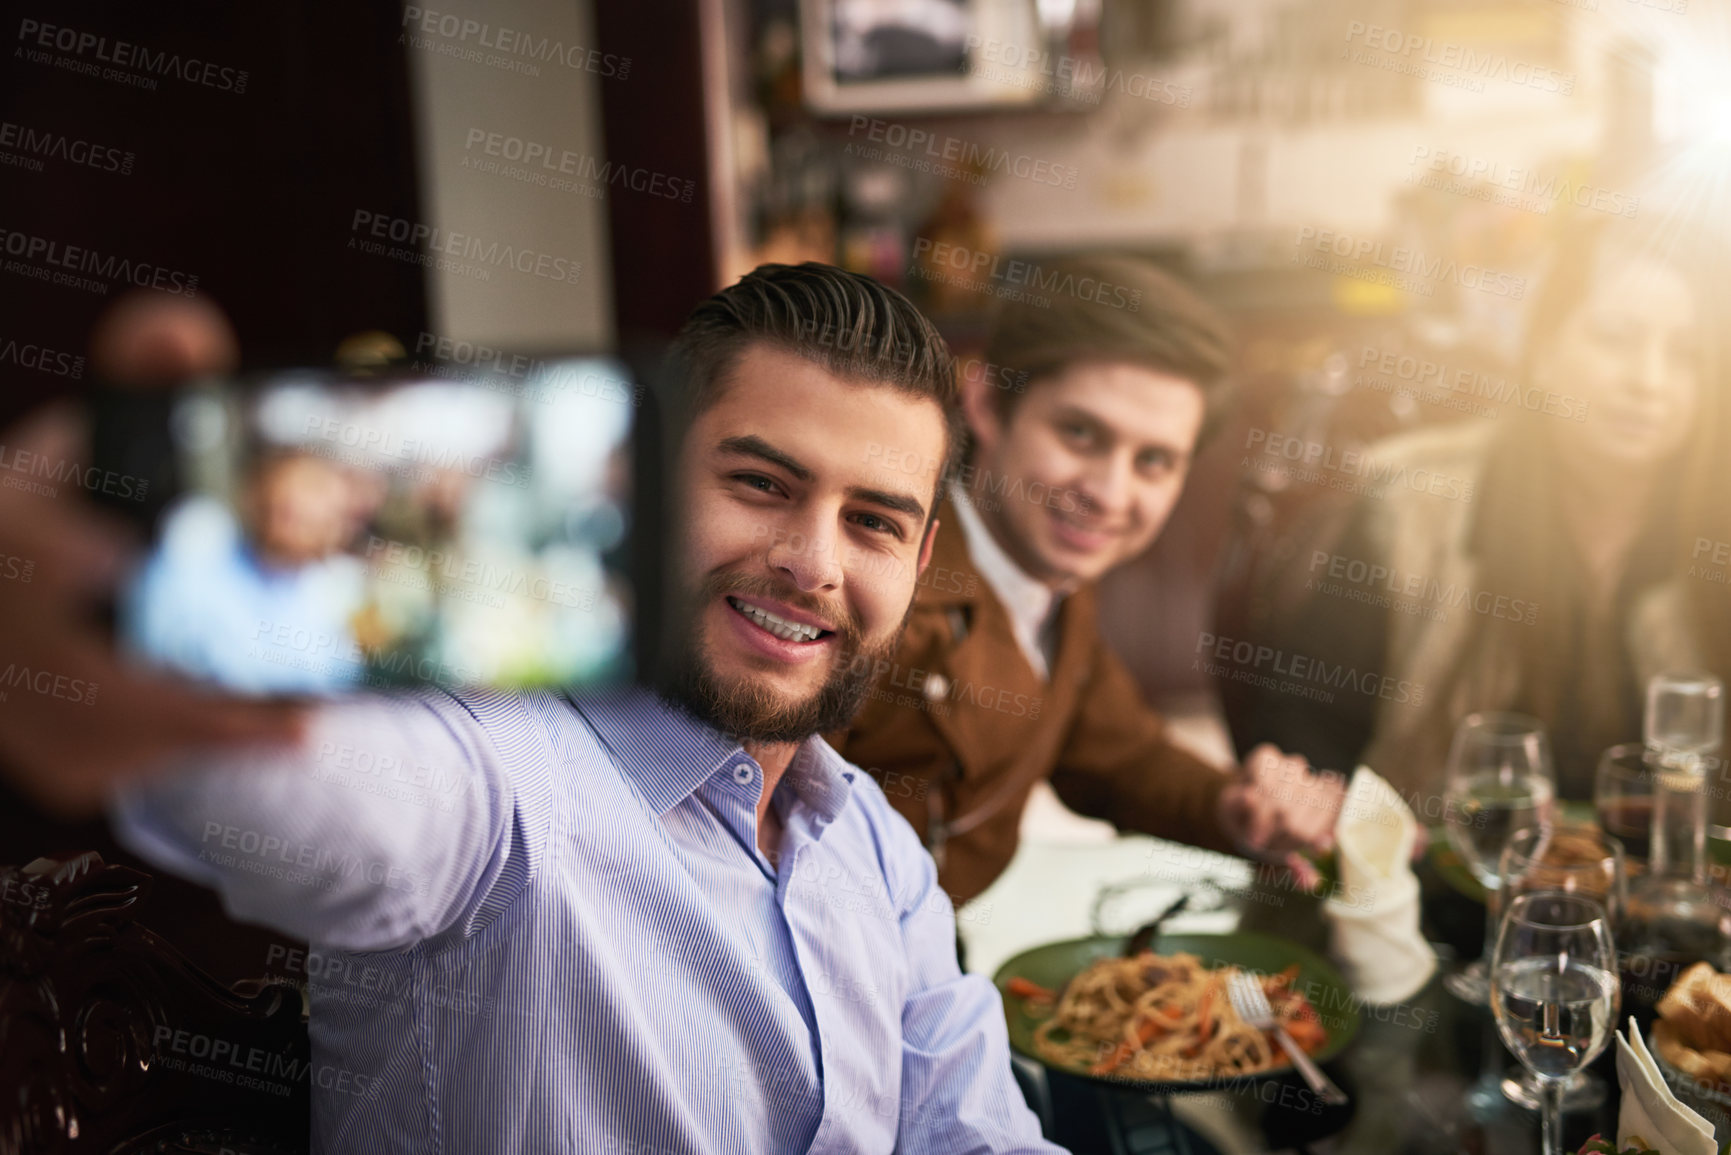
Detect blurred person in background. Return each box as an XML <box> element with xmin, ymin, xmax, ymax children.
<box><xmin>831</xmin><ymin>254</ymin><xmax>1347</xmax><ymax>909</ymax></box>
<box><xmin>126</xmin><ymin>446</ymin><xmax>367</xmax><ymax>693</ymax></box>
<box><xmin>1245</xmin><ymin>207</ymin><xmax>1731</xmax><ymax>801</ymax></box>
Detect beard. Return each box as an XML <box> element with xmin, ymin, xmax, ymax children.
<box><xmin>659</xmin><ymin>569</ymin><xmax>907</xmax><ymax>745</ymax></box>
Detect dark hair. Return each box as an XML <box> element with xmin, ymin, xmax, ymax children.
<box><xmin>1455</xmin><ymin>204</ymin><xmax>1731</xmax><ymax>782</ymax></box>
<box><xmin>982</xmin><ymin>253</ymin><xmax>1236</xmax><ymax>445</ymax></box>
<box><xmin>670</xmin><ymin>262</ymin><xmax>963</xmax><ymax>510</ymax></box>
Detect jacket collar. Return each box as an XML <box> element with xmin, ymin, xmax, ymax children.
<box><xmin>918</xmin><ymin>498</ymin><xmax>990</xmax><ymax>608</ymax></box>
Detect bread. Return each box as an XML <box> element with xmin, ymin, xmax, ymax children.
<box><xmin>1653</xmin><ymin>1019</ymin><xmax>1731</xmax><ymax>1087</ymax></box>
<box><xmin>1656</xmin><ymin>963</ymin><xmax>1731</xmax><ymax>1052</ymax></box>
<box><xmin>1654</xmin><ymin>963</ymin><xmax>1731</xmax><ymax>1094</ymax></box>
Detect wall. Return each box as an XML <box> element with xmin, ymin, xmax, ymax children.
<box><xmin>403</xmin><ymin>0</ymin><xmax>615</xmax><ymax>351</ymax></box>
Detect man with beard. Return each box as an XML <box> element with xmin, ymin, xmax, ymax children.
<box><xmin>0</xmin><ymin>268</ymin><xmax>1063</xmax><ymax>1152</ymax></box>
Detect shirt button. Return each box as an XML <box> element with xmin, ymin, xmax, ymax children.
<box><xmin>733</xmin><ymin>764</ymin><xmax>754</xmax><ymax>784</ymax></box>
<box><xmin>923</xmin><ymin>673</ymin><xmax>950</xmax><ymax>700</ymax></box>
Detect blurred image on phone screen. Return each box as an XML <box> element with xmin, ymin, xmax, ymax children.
<box><xmin>118</xmin><ymin>356</ymin><xmax>640</xmax><ymax>695</ymax></box>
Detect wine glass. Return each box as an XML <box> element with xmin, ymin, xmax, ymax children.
<box><xmin>1443</xmin><ymin>712</ymin><xmax>1557</xmax><ymax>1004</ymax></box>
<box><xmin>1493</xmin><ymin>825</ymin><xmax>1625</xmax><ymax>1111</ymax></box>
<box><xmin>1595</xmin><ymin>744</ymin><xmax>1655</xmax><ymax>866</ymax></box>
<box><xmin>1491</xmin><ymin>892</ymin><xmax>1620</xmax><ymax>1155</ymax></box>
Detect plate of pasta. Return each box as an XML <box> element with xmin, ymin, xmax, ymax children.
<box><xmin>993</xmin><ymin>932</ymin><xmax>1361</xmax><ymax>1093</ymax></box>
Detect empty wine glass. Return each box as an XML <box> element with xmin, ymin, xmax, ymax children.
<box><xmin>1494</xmin><ymin>825</ymin><xmax>1626</xmax><ymax>1112</ymax></box>
<box><xmin>1491</xmin><ymin>892</ymin><xmax>1620</xmax><ymax>1155</ymax></box>
<box><xmin>1443</xmin><ymin>712</ymin><xmax>1557</xmax><ymax>1004</ymax></box>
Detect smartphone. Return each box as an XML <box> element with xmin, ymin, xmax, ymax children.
<box><xmin>89</xmin><ymin>353</ymin><xmax>663</xmax><ymax>696</ymax></box>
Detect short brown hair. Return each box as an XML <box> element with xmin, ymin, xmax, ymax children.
<box><xmin>670</xmin><ymin>262</ymin><xmax>963</xmax><ymax>511</ymax></box>
<box><xmin>982</xmin><ymin>254</ymin><xmax>1235</xmax><ymax>444</ymax></box>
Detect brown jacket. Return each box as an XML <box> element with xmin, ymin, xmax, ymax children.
<box><xmin>826</xmin><ymin>514</ymin><xmax>1235</xmax><ymax>907</ymax></box>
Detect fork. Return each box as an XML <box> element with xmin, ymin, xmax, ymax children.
<box><xmin>1225</xmin><ymin>970</ymin><xmax>1349</xmax><ymax>1107</ymax></box>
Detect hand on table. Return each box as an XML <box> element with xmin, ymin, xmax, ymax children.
<box><xmin>0</xmin><ymin>292</ymin><xmax>305</xmax><ymax>816</ymax></box>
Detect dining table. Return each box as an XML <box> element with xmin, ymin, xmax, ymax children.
<box><xmin>961</xmin><ymin>825</ymin><xmax>1638</xmax><ymax>1155</ymax></box>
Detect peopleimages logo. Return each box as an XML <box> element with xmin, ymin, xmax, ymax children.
<box><xmin>363</xmin><ymin>538</ymin><xmax>599</xmax><ymax>611</ymax></box>
<box><xmin>1342</xmin><ymin>21</ymin><xmax>1574</xmax><ymax>95</ymax></box>
<box><xmin>16</xmin><ymin>19</ymin><xmax>249</xmax><ymax>93</ymax></box>
<box><xmin>1242</xmin><ymin>428</ymin><xmax>1475</xmax><ymax>503</ymax></box>
<box><xmin>1691</xmin><ymin>538</ymin><xmax>1731</xmax><ymax>591</ymax></box>
<box><xmin>0</xmin><ymin>336</ymin><xmax>84</xmax><ymax>380</ymax></box>
<box><xmin>0</xmin><ymin>120</ymin><xmax>134</xmax><ymax>175</ymax></box>
<box><xmin>462</xmin><ymin>129</ymin><xmax>695</xmax><ymax>203</ymax></box>
<box><xmin>1356</xmin><ymin>345</ymin><xmax>1587</xmax><ymax>422</ymax></box>
<box><xmin>1194</xmin><ymin>631</ymin><xmax>1424</xmax><ymax>707</ymax></box>
<box><xmin>0</xmin><ymin>227</ymin><xmax>198</xmax><ymax>296</ymax></box>
<box><xmin>0</xmin><ymin>441</ymin><xmax>147</xmax><ymax>501</ymax></box>
<box><xmin>302</xmin><ymin>412</ymin><xmax>534</xmax><ymax>487</ymax></box>
<box><xmin>910</xmin><ymin>238</ymin><xmax>1142</xmax><ymax>311</ymax></box>
<box><xmin>349</xmin><ymin>211</ymin><xmax>582</xmax><ymax>286</ymax></box>
<box><xmin>964</xmin><ymin>36</ymin><xmax>1191</xmax><ymax>106</ymax></box>
<box><xmin>1407</xmin><ymin>147</ymin><xmax>1639</xmax><ymax>220</ymax></box>
<box><xmin>399</xmin><ymin>8</ymin><xmax>630</xmax><ymax>78</ymax></box>
<box><xmin>1307</xmin><ymin>549</ymin><xmax>1539</xmax><ymax>626</ymax></box>
<box><xmin>846</xmin><ymin>116</ymin><xmax>1078</xmax><ymax>189</ymax></box>
<box><xmin>0</xmin><ymin>663</ymin><xmax>99</xmax><ymax>705</ymax></box>
<box><xmin>412</xmin><ymin>333</ymin><xmax>641</xmax><ymax>407</ymax></box>
<box><xmin>1293</xmin><ymin>227</ymin><xmax>1525</xmax><ymax>300</ymax></box>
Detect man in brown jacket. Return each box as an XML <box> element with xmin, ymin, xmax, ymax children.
<box><xmin>829</xmin><ymin>255</ymin><xmax>1345</xmax><ymax>908</ymax></box>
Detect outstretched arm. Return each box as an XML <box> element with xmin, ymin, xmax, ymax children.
<box><xmin>109</xmin><ymin>690</ymin><xmax>550</xmax><ymax>952</ymax></box>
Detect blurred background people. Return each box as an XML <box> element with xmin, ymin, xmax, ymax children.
<box><xmin>125</xmin><ymin>448</ymin><xmax>367</xmax><ymax>693</ymax></box>
<box><xmin>1236</xmin><ymin>199</ymin><xmax>1731</xmax><ymax>801</ymax></box>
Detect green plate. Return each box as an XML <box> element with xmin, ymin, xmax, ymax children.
<box><xmin>1427</xmin><ymin>800</ymin><xmax>1603</xmax><ymax>904</ymax></box>
<box><xmin>993</xmin><ymin>931</ymin><xmax>1362</xmax><ymax>1095</ymax></box>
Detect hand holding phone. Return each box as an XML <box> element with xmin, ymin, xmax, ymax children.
<box><xmin>0</xmin><ymin>296</ymin><xmax>305</xmax><ymax>816</ymax></box>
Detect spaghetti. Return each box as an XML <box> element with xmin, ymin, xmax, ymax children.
<box><xmin>1011</xmin><ymin>952</ymin><xmax>1328</xmax><ymax>1081</ymax></box>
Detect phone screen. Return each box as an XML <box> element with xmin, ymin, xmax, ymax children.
<box><xmin>117</xmin><ymin>356</ymin><xmax>642</xmax><ymax>695</ymax></box>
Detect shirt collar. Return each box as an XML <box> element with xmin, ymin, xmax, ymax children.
<box><xmin>570</xmin><ymin>687</ymin><xmax>855</xmax><ymax>828</ymax></box>
<box><xmin>948</xmin><ymin>482</ymin><xmax>1056</xmax><ymax>619</ymax></box>
<box><xmin>948</xmin><ymin>482</ymin><xmax>1059</xmax><ymax>663</ymax></box>
<box><xmin>783</xmin><ymin>735</ymin><xmax>856</xmax><ymax>836</ymax></box>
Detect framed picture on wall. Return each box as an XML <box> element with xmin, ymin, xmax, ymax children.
<box><xmin>800</xmin><ymin>0</ymin><xmax>1085</xmax><ymax>115</ymax></box>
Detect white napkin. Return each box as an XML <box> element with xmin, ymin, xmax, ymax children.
<box><xmin>1323</xmin><ymin>767</ymin><xmax>1436</xmax><ymax>1005</ymax></box>
<box><xmin>1617</xmin><ymin>1016</ymin><xmax>1718</xmax><ymax>1155</ymax></box>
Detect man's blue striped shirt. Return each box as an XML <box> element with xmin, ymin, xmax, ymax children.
<box><xmin>112</xmin><ymin>687</ymin><xmax>1064</xmax><ymax>1153</ymax></box>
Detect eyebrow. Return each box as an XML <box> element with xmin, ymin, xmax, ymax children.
<box><xmin>716</xmin><ymin>434</ymin><xmax>929</xmax><ymax>523</ymax></box>
<box><xmin>850</xmin><ymin>485</ymin><xmax>927</xmax><ymax>522</ymax></box>
<box><xmin>718</xmin><ymin>435</ymin><xmax>812</xmax><ymax>481</ymax></box>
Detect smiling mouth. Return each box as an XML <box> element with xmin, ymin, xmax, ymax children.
<box><xmin>1051</xmin><ymin>507</ymin><xmax>1121</xmax><ymax>540</ymax></box>
<box><xmin>726</xmin><ymin>596</ymin><xmax>833</xmax><ymax>643</ymax></box>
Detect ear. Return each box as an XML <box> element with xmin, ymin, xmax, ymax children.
<box><xmin>958</xmin><ymin>368</ymin><xmax>1004</xmax><ymax>457</ymax></box>
<box><xmin>915</xmin><ymin>517</ymin><xmax>940</xmax><ymax>578</ymax></box>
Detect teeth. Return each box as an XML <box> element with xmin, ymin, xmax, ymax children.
<box><xmin>729</xmin><ymin>598</ymin><xmax>823</xmax><ymax>642</ymax></box>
